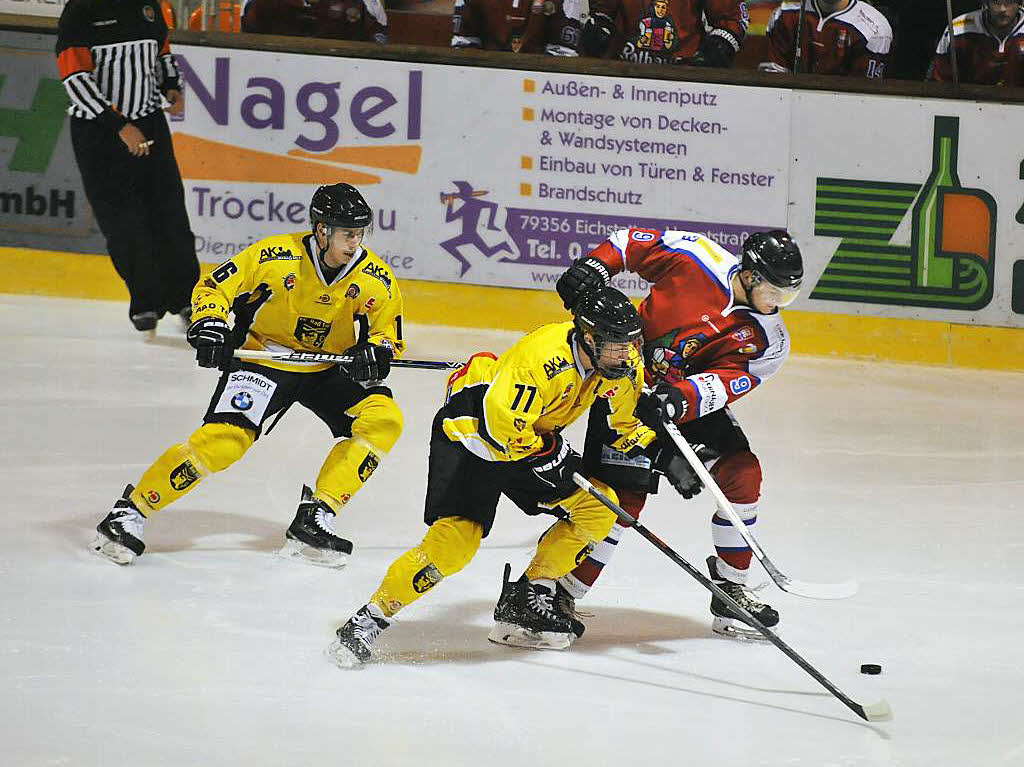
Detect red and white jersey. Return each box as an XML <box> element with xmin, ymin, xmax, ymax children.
<box><xmin>928</xmin><ymin>9</ymin><xmax>1024</xmax><ymax>86</ymax></box>
<box><xmin>759</xmin><ymin>0</ymin><xmax>891</xmax><ymax>77</ymax></box>
<box><xmin>588</xmin><ymin>229</ymin><xmax>791</xmax><ymax>423</ymax></box>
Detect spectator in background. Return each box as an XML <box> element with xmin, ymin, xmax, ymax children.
<box><xmin>56</xmin><ymin>0</ymin><xmax>200</xmax><ymax>338</ymax></box>
<box><xmin>451</xmin><ymin>0</ymin><xmax>583</xmax><ymax>55</ymax></box>
<box><xmin>242</xmin><ymin>0</ymin><xmax>388</xmax><ymax>42</ymax></box>
<box><xmin>928</xmin><ymin>0</ymin><xmax>1024</xmax><ymax>85</ymax></box>
<box><xmin>759</xmin><ymin>0</ymin><xmax>893</xmax><ymax>76</ymax></box>
<box><xmin>580</xmin><ymin>0</ymin><xmax>748</xmax><ymax>67</ymax></box>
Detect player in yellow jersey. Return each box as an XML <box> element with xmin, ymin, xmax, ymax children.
<box><xmin>91</xmin><ymin>183</ymin><xmax>405</xmax><ymax>568</ymax></box>
<box><xmin>327</xmin><ymin>287</ymin><xmax>698</xmax><ymax>666</ymax></box>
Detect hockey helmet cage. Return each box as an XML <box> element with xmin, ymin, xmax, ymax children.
<box><xmin>572</xmin><ymin>286</ymin><xmax>642</xmax><ymax>379</ymax></box>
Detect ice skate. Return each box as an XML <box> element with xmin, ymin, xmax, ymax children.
<box><xmin>326</xmin><ymin>604</ymin><xmax>391</xmax><ymax>668</ymax></box>
<box><xmin>707</xmin><ymin>555</ymin><xmax>779</xmax><ymax>641</ymax></box>
<box><xmin>131</xmin><ymin>311</ymin><xmax>158</xmax><ymax>341</ymax></box>
<box><xmin>91</xmin><ymin>484</ymin><xmax>147</xmax><ymax>565</ymax></box>
<box><xmin>488</xmin><ymin>563</ymin><xmax>574</xmax><ymax>650</ymax></box>
<box><xmin>278</xmin><ymin>485</ymin><xmax>352</xmax><ymax>568</ymax></box>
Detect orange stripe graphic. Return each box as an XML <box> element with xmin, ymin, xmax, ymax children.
<box><xmin>288</xmin><ymin>145</ymin><xmax>422</xmax><ymax>174</ymax></box>
<box><xmin>171</xmin><ymin>133</ymin><xmax>385</xmax><ymax>184</ymax></box>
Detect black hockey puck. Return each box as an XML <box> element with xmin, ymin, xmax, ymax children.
<box><xmin>860</xmin><ymin>663</ymin><xmax>882</xmax><ymax>675</ymax></box>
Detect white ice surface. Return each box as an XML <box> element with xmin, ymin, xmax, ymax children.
<box><xmin>1</xmin><ymin>294</ymin><xmax>1023</xmax><ymax>766</ymax></box>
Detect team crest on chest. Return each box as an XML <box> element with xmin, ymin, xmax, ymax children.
<box><xmin>283</xmin><ymin>273</ymin><xmax>296</xmax><ymax>291</ymax></box>
<box><xmin>345</xmin><ymin>283</ymin><xmax>360</xmax><ymax>299</ymax></box>
<box><xmin>294</xmin><ymin>317</ymin><xmax>332</xmax><ymax>347</ymax></box>
<box><xmin>647</xmin><ymin>329</ymin><xmax>707</xmax><ymax>377</ymax></box>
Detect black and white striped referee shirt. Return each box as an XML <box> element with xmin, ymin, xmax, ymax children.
<box><xmin>56</xmin><ymin>0</ymin><xmax>180</xmax><ymax>131</ymax></box>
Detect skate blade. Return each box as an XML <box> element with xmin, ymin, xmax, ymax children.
<box><xmin>90</xmin><ymin>533</ymin><xmax>137</xmax><ymax>566</ymax></box>
<box><xmin>711</xmin><ymin>616</ymin><xmax>774</xmax><ymax>642</ymax></box>
<box><xmin>277</xmin><ymin>539</ymin><xmax>348</xmax><ymax>569</ymax></box>
<box><xmin>487</xmin><ymin>622</ymin><xmax>572</xmax><ymax>650</ymax></box>
<box><xmin>324</xmin><ymin>640</ymin><xmax>364</xmax><ymax>669</ymax></box>
<box><xmin>141</xmin><ymin>328</ymin><xmax>157</xmax><ymax>343</ymax></box>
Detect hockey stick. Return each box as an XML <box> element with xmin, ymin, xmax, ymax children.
<box><xmin>571</xmin><ymin>473</ymin><xmax>892</xmax><ymax>723</ymax></box>
<box><xmin>945</xmin><ymin>0</ymin><xmax>960</xmax><ymax>86</ymax></box>
<box><xmin>792</xmin><ymin>0</ymin><xmax>807</xmax><ymax>73</ymax></box>
<box><xmin>232</xmin><ymin>349</ymin><xmax>463</xmax><ymax>371</ymax></box>
<box><xmin>662</xmin><ymin>419</ymin><xmax>858</xmax><ymax>600</ymax></box>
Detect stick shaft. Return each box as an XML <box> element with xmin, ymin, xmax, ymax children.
<box><xmin>232</xmin><ymin>349</ymin><xmax>462</xmax><ymax>370</ymax></box>
<box><xmin>945</xmin><ymin>0</ymin><xmax>959</xmax><ymax>85</ymax></box>
<box><xmin>571</xmin><ymin>473</ymin><xmax>890</xmax><ymax>722</ymax></box>
<box><xmin>792</xmin><ymin>0</ymin><xmax>807</xmax><ymax>73</ymax></box>
<box><xmin>662</xmin><ymin>419</ymin><xmax>857</xmax><ymax>600</ymax></box>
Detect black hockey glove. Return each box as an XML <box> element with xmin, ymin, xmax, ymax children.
<box><xmin>580</xmin><ymin>12</ymin><xmax>616</xmax><ymax>57</ymax></box>
<box><xmin>526</xmin><ymin>432</ymin><xmax>584</xmax><ymax>500</ymax></box>
<box><xmin>556</xmin><ymin>256</ymin><xmax>611</xmax><ymax>309</ymax></box>
<box><xmin>653</xmin><ymin>442</ymin><xmax>703</xmax><ymax>500</ymax></box>
<box><xmin>344</xmin><ymin>341</ymin><xmax>393</xmax><ymax>382</ymax></box>
<box><xmin>186</xmin><ymin>316</ymin><xmax>236</xmax><ymax>370</ymax></box>
<box><xmin>635</xmin><ymin>383</ymin><xmax>687</xmax><ymax>428</ymax></box>
<box><xmin>695</xmin><ymin>32</ymin><xmax>737</xmax><ymax>68</ymax></box>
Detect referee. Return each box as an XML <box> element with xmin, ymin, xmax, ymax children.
<box><xmin>56</xmin><ymin>0</ymin><xmax>200</xmax><ymax>337</ymax></box>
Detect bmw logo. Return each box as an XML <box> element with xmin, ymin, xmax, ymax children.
<box><xmin>231</xmin><ymin>391</ymin><xmax>254</xmax><ymax>411</ymax></box>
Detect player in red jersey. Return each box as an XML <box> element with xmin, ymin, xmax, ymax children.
<box><xmin>928</xmin><ymin>0</ymin><xmax>1024</xmax><ymax>86</ymax></box>
<box><xmin>552</xmin><ymin>228</ymin><xmax>803</xmax><ymax>640</ymax></box>
<box><xmin>759</xmin><ymin>0</ymin><xmax>892</xmax><ymax>77</ymax></box>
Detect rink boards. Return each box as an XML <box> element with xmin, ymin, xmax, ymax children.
<box><xmin>2</xmin><ymin>244</ymin><xmax>1022</xmax><ymax>371</ymax></box>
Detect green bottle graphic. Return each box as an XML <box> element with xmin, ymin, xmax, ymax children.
<box><xmin>813</xmin><ymin>115</ymin><xmax>996</xmax><ymax>311</ymax></box>
<box><xmin>911</xmin><ymin>116</ymin><xmax>960</xmax><ymax>290</ymax></box>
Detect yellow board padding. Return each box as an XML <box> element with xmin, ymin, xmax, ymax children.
<box><xmin>1</xmin><ymin>246</ymin><xmax>1021</xmax><ymax>371</ymax></box>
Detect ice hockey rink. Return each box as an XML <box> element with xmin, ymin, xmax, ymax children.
<box><xmin>2</xmin><ymin>292</ymin><xmax>1022</xmax><ymax>766</ymax></box>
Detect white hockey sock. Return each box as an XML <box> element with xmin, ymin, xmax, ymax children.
<box><xmin>711</xmin><ymin>501</ymin><xmax>758</xmax><ymax>584</ymax></box>
<box><xmin>558</xmin><ymin>522</ymin><xmax>627</xmax><ymax>599</ymax></box>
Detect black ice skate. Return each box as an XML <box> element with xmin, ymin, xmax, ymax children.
<box><xmin>278</xmin><ymin>485</ymin><xmax>352</xmax><ymax>568</ymax></box>
<box><xmin>707</xmin><ymin>555</ymin><xmax>779</xmax><ymax>641</ymax></box>
<box><xmin>488</xmin><ymin>563</ymin><xmax>574</xmax><ymax>650</ymax></box>
<box><xmin>326</xmin><ymin>604</ymin><xmax>391</xmax><ymax>669</ymax></box>
<box><xmin>91</xmin><ymin>484</ymin><xmax>147</xmax><ymax>566</ymax></box>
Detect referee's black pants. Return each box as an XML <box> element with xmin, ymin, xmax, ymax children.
<box><xmin>71</xmin><ymin>110</ymin><xmax>199</xmax><ymax>322</ymax></box>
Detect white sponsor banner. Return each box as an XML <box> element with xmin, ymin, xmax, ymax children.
<box><xmin>789</xmin><ymin>91</ymin><xmax>1024</xmax><ymax>328</ymax></box>
<box><xmin>170</xmin><ymin>45</ymin><xmax>791</xmax><ymax>297</ymax></box>
<box><xmin>0</xmin><ymin>0</ymin><xmax>65</xmax><ymax>17</ymax></box>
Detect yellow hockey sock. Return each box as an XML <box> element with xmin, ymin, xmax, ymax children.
<box><xmin>370</xmin><ymin>517</ymin><xmax>482</xmax><ymax>617</ymax></box>
<box><xmin>131</xmin><ymin>423</ymin><xmax>255</xmax><ymax>513</ymax></box>
<box><xmin>525</xmin><ymin>481</ymin><xmax>618</xmax><ymax>581</ymax></box>
<box><xmin>314</xmin><ymin>394</ymin><xmax>403</xmax><ymax>511</ymax></box>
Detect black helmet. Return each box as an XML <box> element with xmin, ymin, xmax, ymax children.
<box><xmin>309</xmin><ymin>183</ymin><xmax>372</xmax><ymax>232</ymax></box>
<box><xmin>573</xmin><ymin>286</ymin><xmax>642</xmax><ymax>379</ymax></box>
<box><xmin>741</xmin><ymin>230</ymin><xmax>803</xmax><ymax>289</ymax></box>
